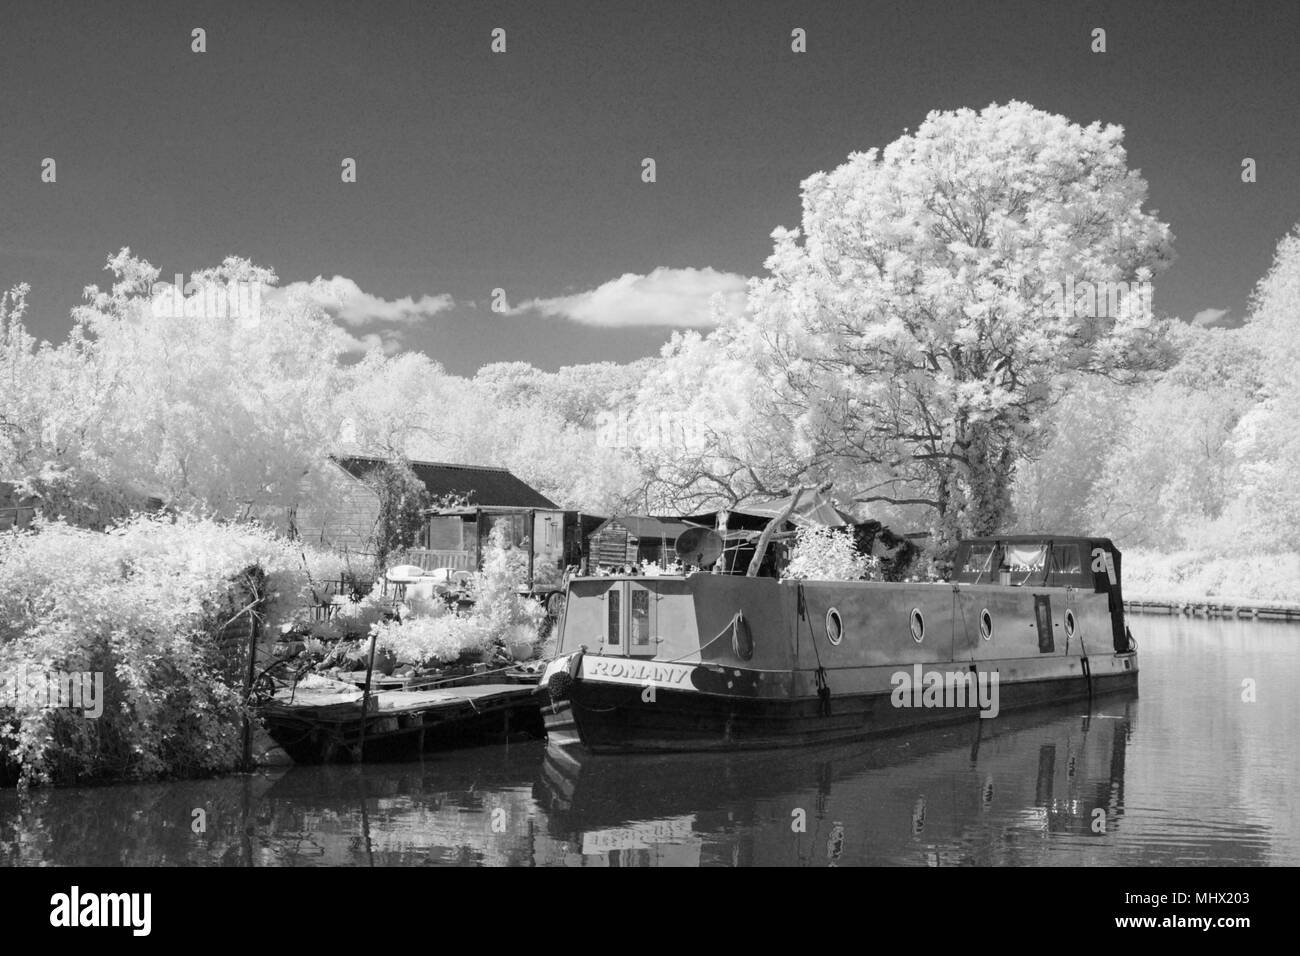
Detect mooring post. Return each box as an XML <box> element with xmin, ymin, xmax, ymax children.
<box><xmin>241</xmin><ymin>572</ymin><xmax>263</xmax><ymax>771</ymax></box>
<box><xmin>356</xmin><ymin>630</ymin><xmax>379</xmax><ymax>762</ymax></box>
<box><xmin>528</xmin><ymin>509</ymin><xmax>536</xmax><ymax>590</ymax></box>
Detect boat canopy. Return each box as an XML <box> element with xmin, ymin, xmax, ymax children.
<box><xmin>953</xmin><ymin>535</ymin><xmax>1129</xmax><ymax>652</ymax></box>
<box><xmin>953</xmin><ymin>535</ymin><xmax>1122</xmax><ymax>588</ymax></box>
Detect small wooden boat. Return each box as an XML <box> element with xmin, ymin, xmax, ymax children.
<box><xmin>539</xmin><ymin>535</ymin><xmax>1138</xmax><ymax>753</ymax></box>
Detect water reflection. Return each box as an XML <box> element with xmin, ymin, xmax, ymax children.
<box><xmin>539</xmin><ymin>695</ymin><xmax>1141</xmax><ymax>866</ymax></box>
<box><xmin>1</xmin><ymin>616</ymin><xmax>1296</xmax><ymax>865</ymax></box>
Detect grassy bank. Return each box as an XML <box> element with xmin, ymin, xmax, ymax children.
<box><xmin>1122</xmin><ymin>549</ymin><xmax>1300</xmax><ymax>608</ymax></box>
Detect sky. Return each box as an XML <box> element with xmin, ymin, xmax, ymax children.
<box><xmin>2</xmin><ymin>0</ymin><xmax>1297</xmax><ymax>375</ymax></box>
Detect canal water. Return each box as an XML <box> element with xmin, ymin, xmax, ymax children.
<box><xmin>2</xmin><ymin>615</ymin><xmax>1296</xmax><ymax>866</ymax></box>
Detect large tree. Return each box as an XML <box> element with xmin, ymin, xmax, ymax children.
<box><xmin>10</xmin><ymin>249</ymin><xmax>350</xmax><ymax>518</ymax></box>
<box><xmin>735</xmin><ymin>101</ymin><xmax>1175</xmax><ymax>556</ymax></box>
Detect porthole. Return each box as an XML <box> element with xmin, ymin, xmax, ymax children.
<box><xmin>825</xmin><ymin>607</ymin><xmax>844</xmax><ymax>646</ymax></box>
<box><xmin>979</xmin><ymin>608</ymin><xmax>993</xmax><ymax>641</ymax></box>
<box><xmin>1064</xmin><ymin>609</ymin><xmax>1077</xmax><ymax>640</ymax></box>
<box><xmin>909</xmin><ymin>608</ymin><xmax>925</xmax><ymax>643</ymax></box>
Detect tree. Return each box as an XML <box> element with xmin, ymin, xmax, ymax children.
<box><xmin>60</xmin><ymin>250</ymin><xmax>347</xmax><ymax>517</ymax></box>
<box><xmin>1011</xmin><ymin>374</ymin><xmax>1133</xmax><ymax>536</ymax></box>
<box><xmin>632</xmin><ymin>324</ymin><xmax>811</xmax><ymax>514</ymax></box>
<box><xmin>738</xmin><ymin>101</ymin><xmax>1175</xmax><ymax>557</ymax></box>
<box><xmin>1083</xmin><ymin>323</ymin><xmax>1262</xmax><ymax>548</ymax></box>
<box><xmin>363</xmin><ymin>458</ymin><xmax>432</xmax><ymax>571</ymax></box>
<box><xmin>1223</xmin><ymin>224</ymin><xmax>1300</xmax><ymax>550</ymax></box>
<box><xmin>332</xmin><ymin>351</ymin><xmax>458</xmax><ymax>460</ymax></box>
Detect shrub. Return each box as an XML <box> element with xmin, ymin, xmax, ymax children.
<box><xmin>783</xmin><ymin>526</ymin><xmax>875</xmax><ymax>581</ymax></box>
<box><xmin>0</xmin><ymin>513</ymin><xmax>344</xmax><ymax>786</ymax></box>
<box><xmin>369</xmin><ymin>524</ymin><xmax>544</xmax><ymax>665</ymax></box>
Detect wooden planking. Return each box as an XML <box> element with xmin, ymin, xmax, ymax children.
<box><xmin>259</xmin><ymin>682</ymin><xmax>544</xmax><ymax>762</ymax></box>
<box><xmin>263</xmin><ymin>683</ymin><xmax>536</xmax><ymax>721</ymax></box>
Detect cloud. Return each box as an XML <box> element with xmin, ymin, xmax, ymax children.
<box><xmin>514</xmin><ymin>267</ymin><xmax>749</xmax><ymax>328</ymax></box>
<box><xmin>276</xmin><ymin>275</ymin><xmax>456</xmax><ymax>325</ymax></box>
<box><xmin>1192</xmin><ymin>307</ymin><xmax>1230</xmax><ymax>327</ymax></box>
<box><xmin>335</xmin><ymin>329</ymin><xmax>405</xmax><ymax>356</ymax></box>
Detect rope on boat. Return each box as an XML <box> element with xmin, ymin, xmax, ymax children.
<box><xmin>657</xmin><ymin>611</ymin><xmax>747</xmax><ymax>664</ymax></box>
<box><xmin>797</xmin><ymin>584</ymin><xmax>832</xmax><ymax>716</ymax></box>
<box><xmin>1070</xmin><ymin>586</ymin><xmax>1093</xmax><ymax>699</ymax></box>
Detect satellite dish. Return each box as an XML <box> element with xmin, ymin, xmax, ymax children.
<box><xmin>675</xmin><ymin>527</ymin><xmax>723</xmax><ymax>568</ymax></box>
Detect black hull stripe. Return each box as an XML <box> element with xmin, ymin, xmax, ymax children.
<box><xmin>567</xmin><ymin>672</ymin><xmax>1138</xmax><ymax>753</ymax></box>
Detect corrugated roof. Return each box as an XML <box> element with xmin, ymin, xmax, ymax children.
<box><xmin>332</xmin><ymin>456</ymin><xmax>558</xmax><ymax>509</ymax></box>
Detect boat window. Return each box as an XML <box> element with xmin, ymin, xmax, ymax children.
<box><xmin>1034</xmin><ymin>595</ymin><xmax>1054</xmax><ymax>653</ymax></box>
<box><xmin>1004</xmin><ymin>544</ymin><xmax>1046</xmax><ymax>585</ymax></box>
<box><xmin>1044</xmin><ymin>544</ymin><xmax>1088</xmax><ymax>586</ymax></box>
<box><xmin>1051</xmin><ymin>544</ymin><xmax>1082</xmax><ymax>575</ymax></box>
<box><xmin>980</xmin><ymin>608</ymin><xmax>993</xmax><ymax>640</ymax></box>
<box><xmin>825</xmin><ymin>607</ymin><xmax>844</xmax><ymax>646</ymax></box>
<box><xmin>910</xmin><ymin>608</ymin><xmax>925</xmax><ymax>643</ymax></box>
<box><xmin>956</xmin><ymin>539</ymin><xmax>1089</xmax><ymax>587</ymax></box>
<box><xmin>607</xmin><ymin>587</ymin><xmax>621</xmax><ymax>646</ymax></box>
<box><xmin>956</xmin><ymin>544</ymin><xmax>999</xmax><ymax>583</ymax></box>
<box><xmin>630</xmin><ymin>588</ymin><xmax>651</xmax><ymax>647</ymax></box>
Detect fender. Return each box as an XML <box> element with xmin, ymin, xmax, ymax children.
<box><xmin>542</xmin><ymin>647</ymin><xmax>585</xmax><ymax>702</ymax></box>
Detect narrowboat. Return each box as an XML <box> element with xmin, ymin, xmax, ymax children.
<box><xmin>539</xmin><ymin>535</ymin><xmax>1138</xmax><ymax>753</ymax></box>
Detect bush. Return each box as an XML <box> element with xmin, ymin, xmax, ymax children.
<box><xmin>0</xmin><ymin>513</ymin><xmax>345</xmax><ymax>786</ymax></box>
<box><xmin>782</xmin><ymin>526</ymin><xmax>875</xmax><ymax>581</ymax></box>
<box><xmin>369</xmin><ymin>524</ymin><xmax>544</xmax><ymax>665</ymax></box>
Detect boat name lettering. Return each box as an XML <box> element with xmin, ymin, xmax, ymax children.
<box><xmin>586</xmin><ymin>659</ymin><xmax>693</xmax><ymax>685</ymax></box>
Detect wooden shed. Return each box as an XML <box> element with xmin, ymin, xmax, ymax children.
<box><xmin>0</xmin><ymin>481</ymin><xmax>40</xmax><ymax>532</ymax></box>
<box><xmin>587</xmin><ymin>515</ymin><xmax>706</xmax><ymax>569</ymax></box>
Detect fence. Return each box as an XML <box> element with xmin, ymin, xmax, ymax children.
<box><xmin>398</xmin><ymin>548</ymin><xmax>475</xmax><ymax>572</ymax></box>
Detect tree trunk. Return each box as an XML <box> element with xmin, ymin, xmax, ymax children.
<box><xmin>929</xmin><ymin>424</ymin><xmax>1015</xmax><ymax>568</ymax></box>
<box><xmin>747</xmin><ymin>487</ymin><xmax>805</xmax><ymax>577</ymax></box>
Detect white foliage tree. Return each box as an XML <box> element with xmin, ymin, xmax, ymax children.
<box><xmin>733</xmin><ymin>101</ymin><xmax>1176</xmax><ymax>557</ymax></box>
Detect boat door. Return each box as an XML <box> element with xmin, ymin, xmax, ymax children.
<box><xmin>626</xmin><ymin>582</ymin><xmax>655</xmax><ymax>656</ymax></box>
<box><xmin>602</xmin><ymin>580</ymin><xmax>658</xmax><ymax>658</ymax></box>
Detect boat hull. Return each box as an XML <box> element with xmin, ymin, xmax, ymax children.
<box><xmin>541</xmin><ymin>699</ymin><xmax>581</xmax><ymax>747</ymax></box>
<box><xmin>546</xmin><ymin>554</ymin><xmax>1140</xmax><ymax>754</ymax></box>
<box><xmin>566</xmin><ymin>660</ymin><xmax>1137</xmax><ymax>753</ymax></box>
